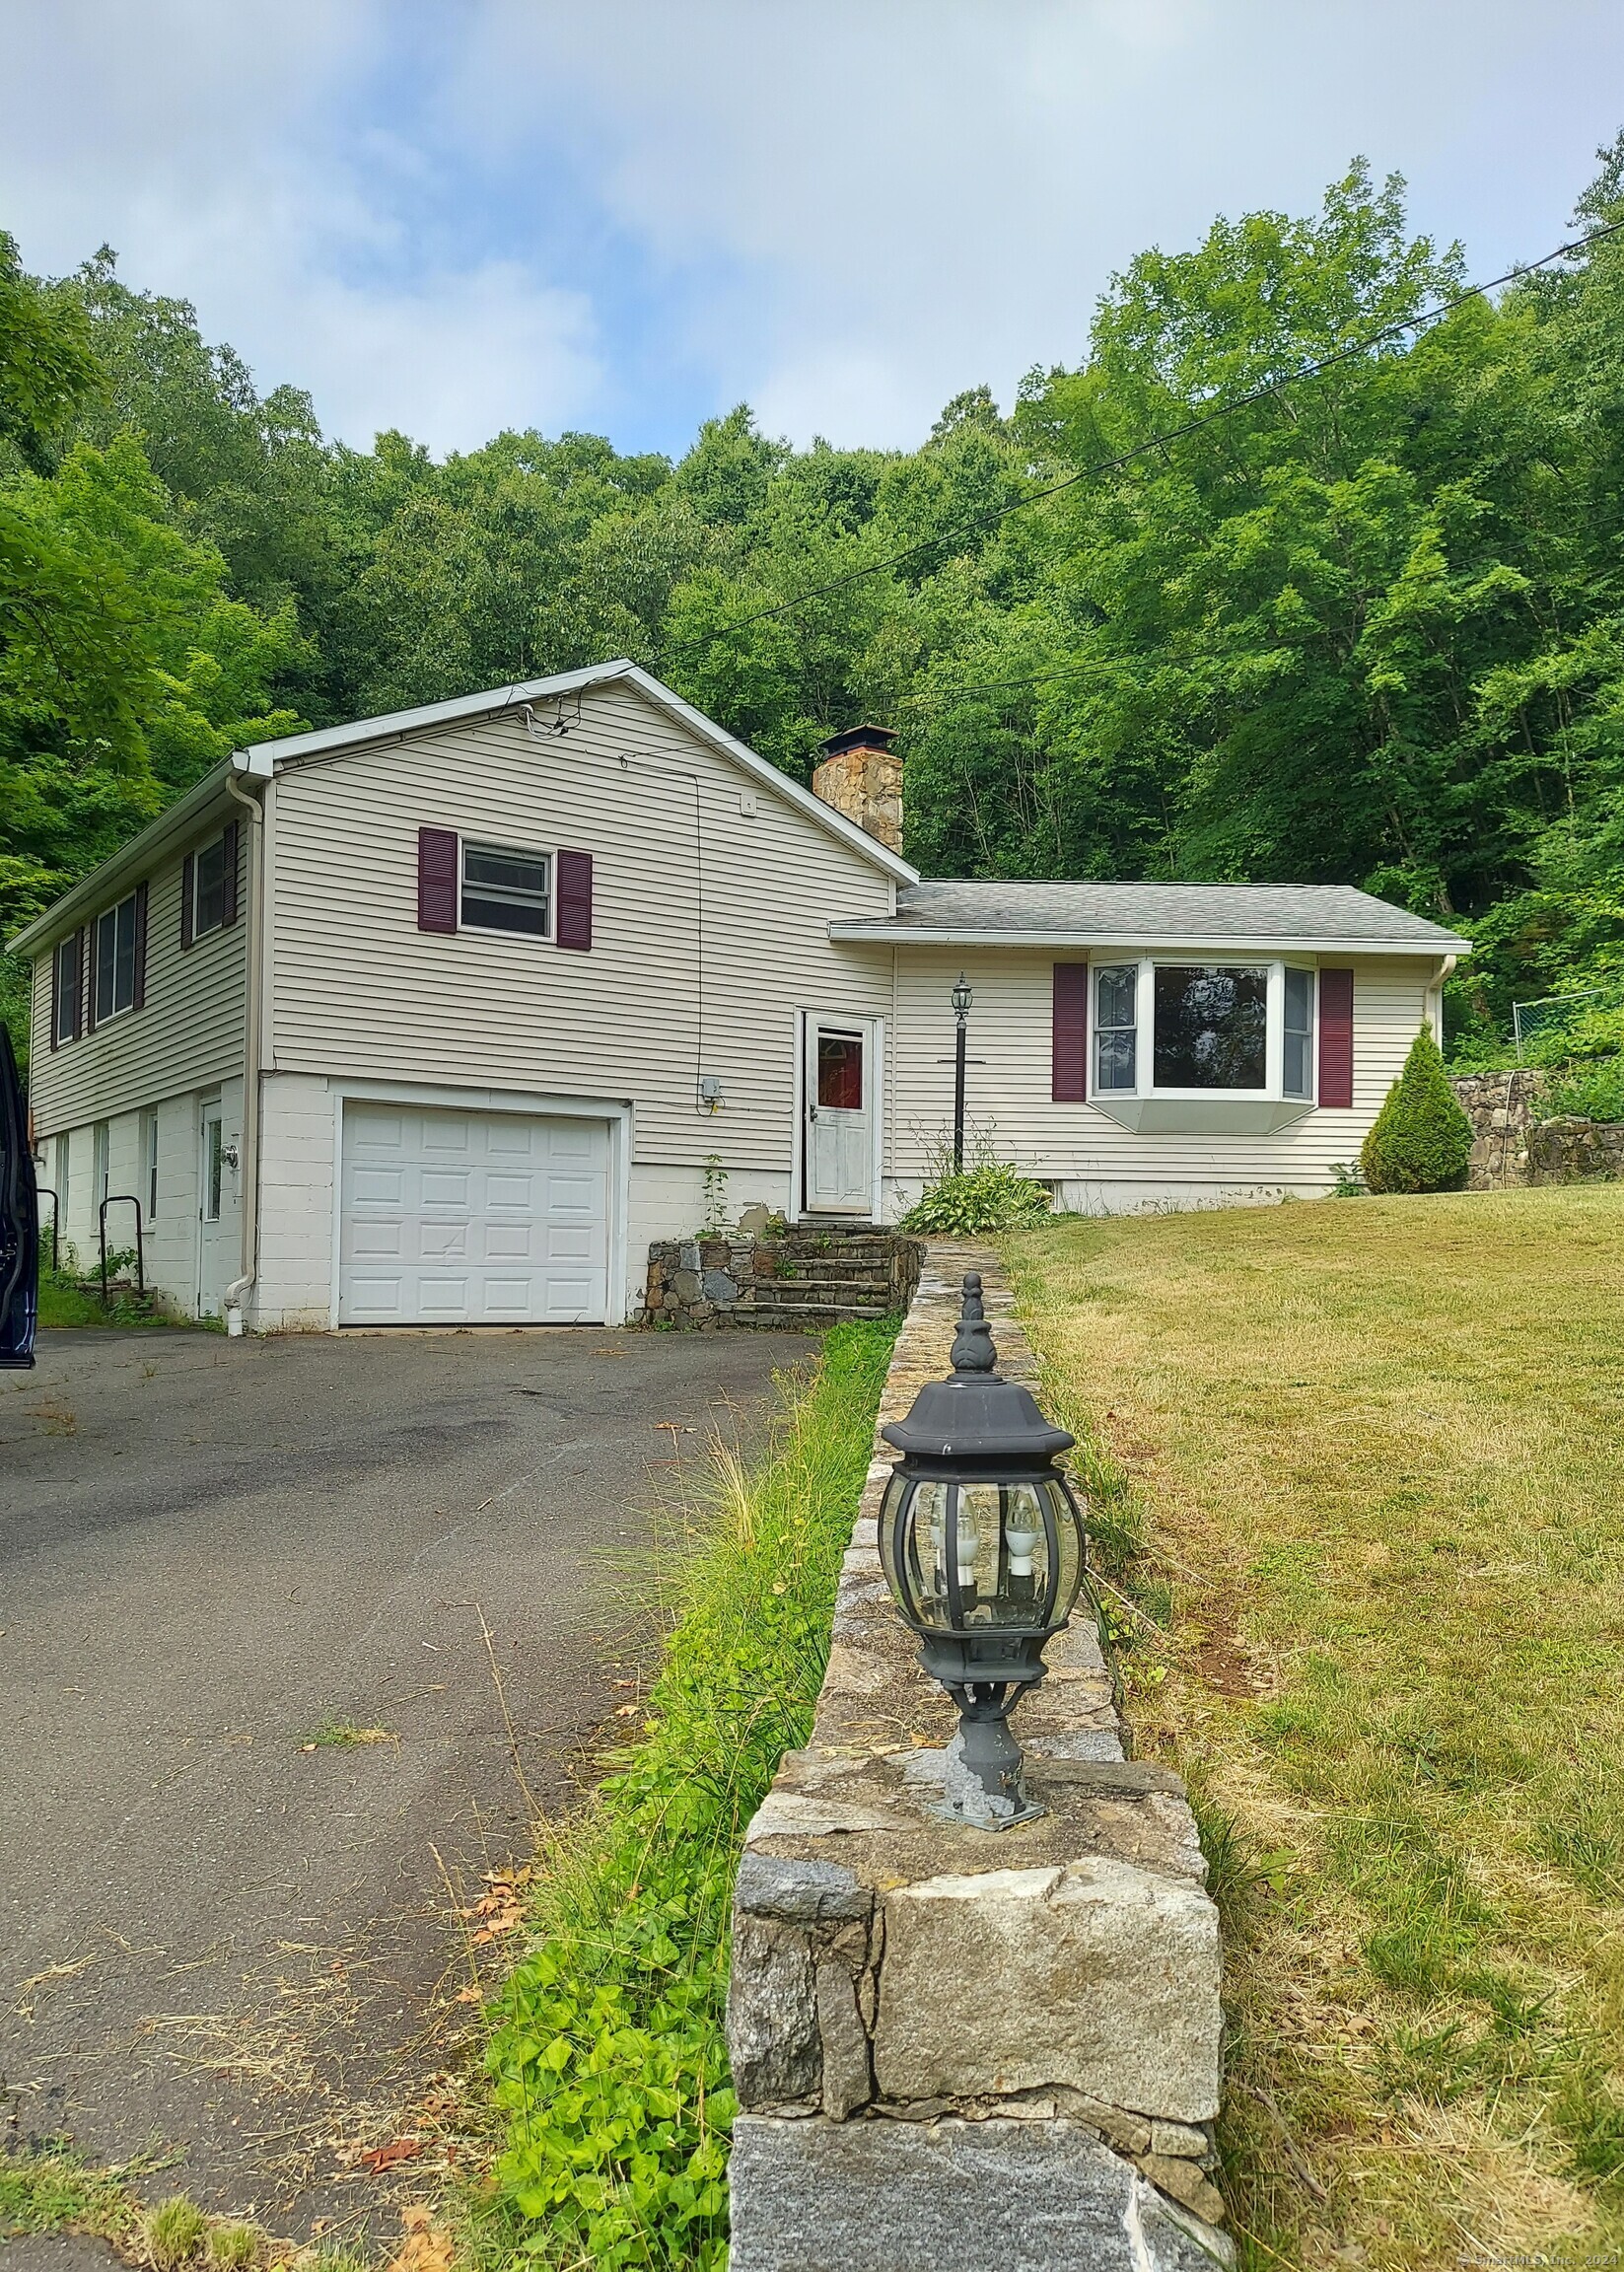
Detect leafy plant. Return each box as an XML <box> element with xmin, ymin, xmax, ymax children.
<box><xmin>481</xmin><ymin>1319</ymin><xmax>896</xmax><ymax>2270</ymax></box>
<box><xmin>901</xmin><ymin>1159</ymin><xmax>1052</xmax><ymax>1236</ymax></box>
<box><xmin>698</xmin><ymin>1156</ymin><xmax>730</xmax><ymax>1238</ymax></box>
<box><xmin>1327</xmin><ymin>1161</ymin><xmax>1367</xmax><ymax>1197</ymax></box>
<box><xmin>1360</xmin><ymin>1030</ymin><xmax>1474</xmax><ymax>1195</ymax></box>
<box><xmin>1543</xmin><ymin>1054</ymin><xmax>1624</xmax><ymax>1124</ymax></box>
<box><xmin>899</xmin><ymin>1129</ymin><xmax>1052</xmax><ymax>1235</ymax></box>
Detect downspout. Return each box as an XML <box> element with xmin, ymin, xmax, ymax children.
<box><xmin>223</xmin><ymin>763</ymin><xmax>265</xmax><ymax>1334</ymax></box>
<box><xmin>1428</xmin><ymin>953</ymin><xmax>1457</xmax><ymax>1045</ymax></box>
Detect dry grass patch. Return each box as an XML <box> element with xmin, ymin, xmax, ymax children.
<box><xmin>1006</xmin><ymin>1184</ymin><xmax>1624</xmax><ymax>2271</ymax></box>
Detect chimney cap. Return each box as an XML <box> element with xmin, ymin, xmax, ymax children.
<box><xmin>818</xmin><ymin>723</ymin><xmax>896</xmax><ymax>758</ymax></box>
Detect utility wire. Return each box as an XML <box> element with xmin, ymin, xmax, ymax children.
<box><xmin>668</xmin><ymin>217</ymin><xmax>1624</xmax><ymax>657</ymax></box>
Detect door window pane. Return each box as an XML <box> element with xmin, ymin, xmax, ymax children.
<box><xmin>204</xmin><ymin>1119</ymin><xmax>223</xmax><ymax>1222</ymax></box>
<box><xmin>1153</xmin><ymin>965</ymin><xmax>1268</xmax><ymax>1090</ymax></box>
<box><xmin>817</xmin><ymin>1032</ymin><xmax>864</xmax><ymax>1110</ymax></box>
<box><xmin>1284</xmin><ymin>966</ymin><xmax>1314</xmax><ymax>1100</ymax></box>
<box><xmin>1093</xmin><ymin>964</ymin><xmax>1137</xmax><ymax>1093</ymax></box>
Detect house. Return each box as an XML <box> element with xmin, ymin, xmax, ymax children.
<box><xmin>11</xmin><ymin>662</ymin><xmax>1467</xmax><ymax>1330</ymax></box>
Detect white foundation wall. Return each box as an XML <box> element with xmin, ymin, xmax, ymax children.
<box><xmin>42</xmin><ymin>1081</ymin><xmax>244</xmax><ymax>1317</ymax></box>
<box><xmin>883</xmin><ymin>947</ymin><xmax>1439</xmax><ymax>1208</ymax></box>
<box><xmin>249</xmin><ymin>1071</ymin><xmax>799</xmax><ymax>1330</ymax></box>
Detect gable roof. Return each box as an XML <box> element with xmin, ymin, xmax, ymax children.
<box><xmin>236</xmin><ymin>660</ymin><xmax>918</xmax><ymax>884</ymax></box>
<box><xmin>829</xmin><ymin>879</ymin><xmax>1468</xmax><ymax>956</ymax></box>
<box><xmin>7</xmin><ymin>661</ymin><xmax>918</xmax><ymax>957</ymax></box>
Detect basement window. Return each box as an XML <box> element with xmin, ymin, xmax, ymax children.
<box><xmin>461</xmin><ymin>843</ymin><xmax>551</xmax><ymax>937</ymax></box>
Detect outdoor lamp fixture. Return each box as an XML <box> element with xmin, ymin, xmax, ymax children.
<box><xmin>950</xmin><ymin>972</ymin><xmax>973</xmax><ymax>1172</ymax></box>
<box><xmin>878</xmin><ymin>1272</ymin><xmax>1086</xmax><ymax>1830</ymax></box>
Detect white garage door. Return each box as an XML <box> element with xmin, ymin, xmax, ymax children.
<box><xmin>339</xmin><ymin>1103</ymin><xmax>610</xmax><ymax>1325</ymax></box>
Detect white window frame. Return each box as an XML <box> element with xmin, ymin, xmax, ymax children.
<box><xmin>93</xmin><ymin>891</ymin><xmax>139</xmax><ymax>1024</ymax></box>
<box><xmin>459</xmin><ymin>840</ymin><xmax>553</xmax><ymax>940</ymax></box>
<box><xmin>143</xmin><ymin>1108</ymin><xmax>161</xmax><ymax>1221</ymax></box>
<box><xmin>1088</xmin><ymin>956</ymin><xmax>1318</xmax><ymax>1105</ymax></box>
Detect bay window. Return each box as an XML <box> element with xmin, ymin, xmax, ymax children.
<box><xmin>1090</xmin><ymin>959</ymin><xmax>1317</xmax><ymax>1103</ymax></box>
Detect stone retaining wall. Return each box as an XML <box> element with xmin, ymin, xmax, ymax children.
<box><xmin>1447</xmin><ymin>1073</ymin><xmax>1624</xmax><ymax>1191</ymax></box>
<box><xmin>1526</xmin><ymin>1115</ymin><xmax>1624</xmax><ymax>1183</ymax></box>
<box><xmin>726</xmin><ymin>1242</ymin><xmax>1230</xmax><ymax>2272</ymax></box>
<box><xmin>1450</xmin><ymin>1070</ymin><xmax>1547</xmax><ymax>1189</ymax></box>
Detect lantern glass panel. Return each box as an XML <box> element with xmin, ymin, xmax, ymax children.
<box><xmin>880</xmin><ymin>1471</ymin><xmax>1082</xmax><ymax>1632</ymax></box>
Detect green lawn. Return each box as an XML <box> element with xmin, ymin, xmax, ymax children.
<box><xmin>1007</xmin><ymin>1186</ymin><xmax>1624</xmax><ymax>2272</ymax></box>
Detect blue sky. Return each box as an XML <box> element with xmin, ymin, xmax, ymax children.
<box><xmin>4</xmin><ymin>1</ymin><xmax>1624</xmax><ymax>462</ymax></box>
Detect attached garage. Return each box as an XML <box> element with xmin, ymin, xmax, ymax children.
<box><xmin>338</xmin><ymin>1101</ymin><xmax>611</xmax><ymax>1325</ymax></box>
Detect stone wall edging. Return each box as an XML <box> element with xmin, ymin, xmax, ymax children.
<box><xmin>726</xmin><ymin>1240</ymin><xmax>1233</xmax><ymax>2272</ymax></box>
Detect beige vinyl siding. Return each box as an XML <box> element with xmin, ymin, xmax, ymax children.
<box><xmin>28</xmin><ymin>811</ymin><xmax>247</xmax><ymax>1139</ymax></box>
<box><xmin>883</xmin><ymin>946</ymin><xmax>1440</xmax><ymax>1201</ymax></box>
<box><xmin>266</xmin><ymin>682</ymin><xmax>895</xmax><ymax>1172</ymax></box>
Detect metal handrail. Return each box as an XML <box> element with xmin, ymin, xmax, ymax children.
<box><xmin>99</xmin><ymin>1195</ymin><xmax>145</xmax><ymax>1306</ymax></box>
<box><xmin>35</xmin><ymin>1185</ymin><xmax>59</xmax><ymax>1270</ymax></box>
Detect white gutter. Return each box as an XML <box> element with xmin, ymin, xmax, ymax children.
<box><xmin>222</xmin><ymin>756</ymin><xmax>266</xmax><ymax>1334</ymax></box>
<box><xmin>827</xmin><ymin>924</ymin><xmax>1472</xmax><ymax>957</ymax></box>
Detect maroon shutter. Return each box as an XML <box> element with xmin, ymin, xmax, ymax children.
<box><xmin>132</xmin><ymin>881</ymin><xmax>149</xmax><ymax>1011</ymax></box>
<box><xmin>556</xmin><ymin>849</ymin><xmax>593</xmax><ymax>951</ymax></box>
<box><xmin>1052</xmin><ymin>961</ymin><xmax>1089</xmax><ymax>1101</ymax></box>
<box><xmin>222</xmin><ymin>821</ymin><xmax>240</xmax><ymax>927</ymax></box>
<box><xmin>180</xmin><ymin>853</ymin><xmax>195</xmax><ymax>950</ymax></box>
<box><xmin>85</xmin><ymin>919</ymin><xmax>99</xmax><ymax>1034</ymax></box>
<box><xmin>1318</xmin><ymin>968</ymin><xmax>1354</xmax><ymax>1107</ymax></box>
<box><xmin>48</xmin><ymin>939</ymin><xmax>60</xmax><ymax>1052</ymax></box>
<box><xmin>418</xmin><ymin>826</ymin><xmax>459</xmax><ymax>933</ymax></box>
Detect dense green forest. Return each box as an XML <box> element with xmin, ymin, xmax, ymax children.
<box><xmin>7</xmin><ymin>148</ymin><xmax>1624</xmax><ymax>1064</ymax></box>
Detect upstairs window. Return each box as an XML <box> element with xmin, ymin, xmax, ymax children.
<box><xmin>94</xmin><ymin>890</ymin><xmax>141</xmax><ymax>1024</ymax></box>
<box><xmin>194</xmin><ymin>832</ymin><xmax>231</xmax><ymax>934</ymax></box>
<box><xmin>461</xmin><ymin>842</ymin><xmax>550</xmax><ymax>936</ymax></box>
<box><xmin>52</xmin><ymin>934</ymin><xmax>82</xmax><ymax>1046</ymax></box>
<box><xmin>182</xmin><ymin>823</ymin><xmax>238</xmax><ymax>947</ymax></box>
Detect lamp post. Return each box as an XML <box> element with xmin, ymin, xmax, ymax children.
<box><xmin>951</xmin><ymin>972</ymin><xmax>973</xmax><ymax>1173</ymax></box>
<box><xmin>878</xmin><ymin>1273</ymin><xmax>1087</xmax><ymax>1829</ymax></box>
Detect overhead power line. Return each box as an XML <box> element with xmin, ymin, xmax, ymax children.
<box><xmin>670</xmin><ymin>217</ymin><xmax>1624</xmax><ymax>659</ymax></box>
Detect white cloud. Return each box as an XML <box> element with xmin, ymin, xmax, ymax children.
<box><xmin>0</xmin><ymin>0</ymin><xmax>602</xmax><ymax>452</ymax></box>
<box><xmin>452</xmin><ymin>0</ymin><xmax>1624</xmax><ymax>445</ymax></box>
<box><xmin>3</xmin><ymin>0</ymin><xmax>1623</xmax><ymax>454</ymax></box>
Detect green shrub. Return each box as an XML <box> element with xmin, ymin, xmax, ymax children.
<box><xmin>142</xmin><ymin>2197</ymin><xmax>208</xmax><ymax>2270</ymax></box>
<box><xmin>900</xmin><ymin>1160</ymin><xmax>1052</xmax><ymax>1236</ymax></box>
<box><xmin>482</xmin><ymin>1318</ymin><xmax>896</xmax><ymax>2271</ymax></box>
<box><xmin>1360</xmin><ymin>1030</ymin><xmax>1474</xmax><ymax>1195</ymax></box>
<box><xmin>1543</xmin><ymin>1053</ymin><xmax>1624</xmax><ymax>1124</ymax></box>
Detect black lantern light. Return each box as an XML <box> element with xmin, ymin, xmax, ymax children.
<box><xmin>879</xmin><ymin>1273</ymin><xmax>1087</xmax><ymax>1829</ymax></box>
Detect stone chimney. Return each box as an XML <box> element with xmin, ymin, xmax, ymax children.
<box><xmin>812</xmin><ymin>725</ymin><xmax>902</xmax><ymax>854</ymax></box>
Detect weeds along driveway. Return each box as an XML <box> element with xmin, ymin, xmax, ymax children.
<box><xmin>0</xmin><ymin>1323</ymin><xmax>813</xmax><ymax>2245</ymax></box>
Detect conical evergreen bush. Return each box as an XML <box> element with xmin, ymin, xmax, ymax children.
<box><xmin>1360</xmin><ymin>1028</ymin><xmax>1474</xmax><ymax>1194</ymax></box>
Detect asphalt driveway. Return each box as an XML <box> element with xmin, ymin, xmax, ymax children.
<box><xmin>0</xmin><ymin>1322</ymin><xmax>812</xmax><ymax>2248</ymax></box>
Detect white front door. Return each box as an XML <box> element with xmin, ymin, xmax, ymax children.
<box><xmin>338</xmin><ymin>1102</ymin><xmax>610</xmax><ymax>1325</ymax></box>
<box><xmin>196</xmin><ymin>1102</ymin><xmax>235</xmax><ymax>1317</ymax></box>
<box><xmin>805</xmin><ymin>1018</ymin><xmax>875</xmax><ymax>1217</ymax></box>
